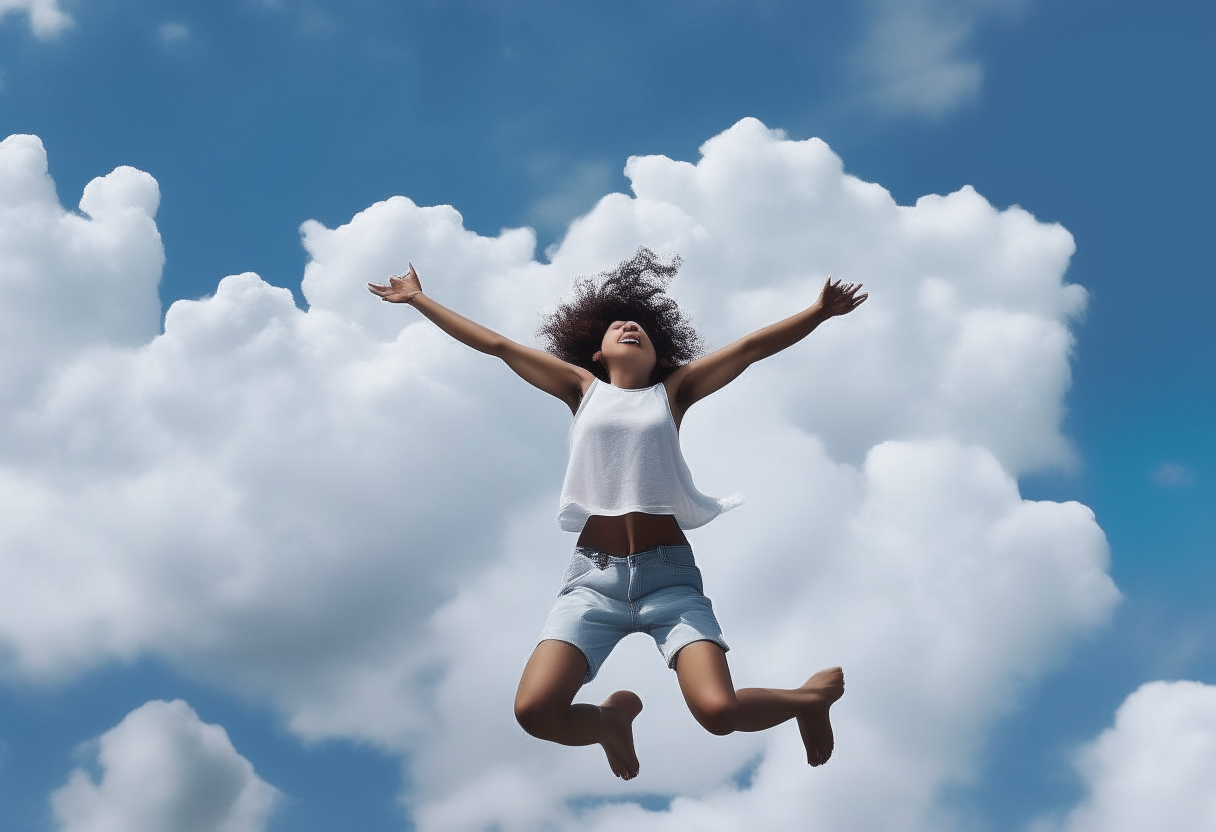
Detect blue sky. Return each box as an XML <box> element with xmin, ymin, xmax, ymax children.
<box><xmin>0</xmin><ymin>1</ymin><xmax>1212</xmax><ymax>830</ymax></box>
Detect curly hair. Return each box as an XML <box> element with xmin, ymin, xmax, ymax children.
<box><xmin>537</xmin><ymin>247</ymin><xmax>703</xmax><ymax>384</ymax></box>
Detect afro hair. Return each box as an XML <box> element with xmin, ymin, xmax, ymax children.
<box><xmin>537</xmin><ymin>248</ymin><xmax>703</xmax><ymax>383</ymax></box>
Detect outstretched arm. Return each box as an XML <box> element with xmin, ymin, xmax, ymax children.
<box><xmin>369</xmin><ymin>265</ymin><xmax>593</xmax><ymax>413</ymax></box>
<box><xmin>665</xmin><ymin>277</ymin><xmax>867</xmax><ymax>425</ymax></box>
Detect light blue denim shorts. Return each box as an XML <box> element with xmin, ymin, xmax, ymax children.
<box><xmin>538</xmin><ymin>544</ymin><xmax>729</xmax><ymax>685</ymax></box>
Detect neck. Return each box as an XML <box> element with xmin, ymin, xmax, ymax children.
<box><xmin>606</xmin><ymin>367</ymin><xmax>653</xmax><ymax>389</ymax></box>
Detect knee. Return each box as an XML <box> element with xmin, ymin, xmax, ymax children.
<box><xmin>692</xmin><ymin>695</ymin><xmax>739</xmax><ymax>736</ymax></box>
<box><xmin>514</xmin><ymin>695</ymin><xmax>562</xmax><ymax>740</ymax></box>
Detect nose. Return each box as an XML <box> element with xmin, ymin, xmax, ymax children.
<box><xmin>622</xmin><ymin>321</ymin><xmax>639</xmax><ymax>331</ymax></box>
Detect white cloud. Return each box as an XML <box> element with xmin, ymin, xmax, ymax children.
<box><xmin>0</xmin><ymin>0</ymin><xmax>71</xmax><ymax>38</ymax></box>
<box><xmin>1152</xmin><ymin>461</ymin><xmax>1195</xmax><ymax>488</ymax></box>
<box><xmin>1031</xmin><ymin>681</ymin><xmax>1216</xmax><ymax>832</ymax></box>
<box><xmin>851</xmin><ymin>0</ymin><xmax>1025</xmax><ymax>117</ymax></box>
<box><xmin>50</xmin><ymin>699</ymin><xmax>279</xmax><ymax>832</ymax></box>
<box><xmin>0</xmin><ymin>135</ymin><xmax>163</xmax><ymax>407</ymax></box>
<box><xmin>159</xmin><ymin>22</ymin><xmax>191</xmax><ymax>44</ymax></box>
<box><xmin>1</xmin><ymin>119</ymin><xmax>1115</xmax><ymax>829</ymax></box>
<box><xmin>526</xmin><ymin>157</ymin><xmax>616</xmax><ymax>243</ymax></box>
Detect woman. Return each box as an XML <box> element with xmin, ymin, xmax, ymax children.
<box><xmin>369</xmin><ymin>248</ymin><xmax>866</xmax><ymax>780</ymax></box>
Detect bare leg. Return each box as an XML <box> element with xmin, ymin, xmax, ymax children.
<box><xmin>514</xmin><ymin>639</ymin><xmax>644</xmax><ymax>779</ymax></box>
<box><xmin>674</xmin><ymin>641</ymin><xmax>844</xmax><ymax>766</ymax></box>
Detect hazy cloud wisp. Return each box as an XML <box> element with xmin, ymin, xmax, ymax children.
<box><xmin>0</xmin><ymin>0</ymin><xmax>71</xmax><ymax>38</ymax></box>
<box><xmin>851</xmin><ymin>0</ymin><xmax>1026</xmax><ymax>117</ymax></box>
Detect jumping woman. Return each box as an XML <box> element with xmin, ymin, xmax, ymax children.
<box><xmin>368</xmin><ymin>249</ymin><xmax>866</xmax><ymax>780</ymax></box>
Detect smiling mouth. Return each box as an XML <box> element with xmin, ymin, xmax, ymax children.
<box><xmin>619</xmin><ymin>337</ymin><xmax>640</xmax><ymax>345</ymax></box>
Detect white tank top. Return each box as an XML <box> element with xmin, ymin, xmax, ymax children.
<box><xmin>557</xmin><ymin>379</ymin><xmax>743</xmax><ymax>532</ymax></box>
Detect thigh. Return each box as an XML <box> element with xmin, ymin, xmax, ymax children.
<box><xmin>515</xmin><ymin>639</ymin><xmax>590</xmax><ymax>713</ymax></box>
<box><xmin>674</xmin><ymin>640</ymin><xmax>737</xmax><ymax>716</ymax></box>
<box><xmin>643</xmin><ymin>585</ymin><xmax>729</xmax><ymax>669</ymax></box>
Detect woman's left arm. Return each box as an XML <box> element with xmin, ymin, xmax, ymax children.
<box><xmin>665</xmin><ymin>277</ymin><xmax>866</xmax><ymax>424</ymax></box>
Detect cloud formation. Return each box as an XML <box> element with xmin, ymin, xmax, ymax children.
<box><xmin>852</xmin><ymin>0</ymin><xmax>1025</xmax><ymax>117</ymax></box>
<box><xmin>1032</xmin><ymin>681</ymin><xmax>1216</xmax><ymax>832</ymax></box>
<box><xmin>0</xmin><ymin>120</ymin><xmax>1120</xmax><ymax>829</ymax></box>
<box><xmin>1151</xmin><ymin>461</ymin><xmax>1195</xmax><ymax>488</ymax></box>
<box><xmin>50</xmin><ymin>699</ymin><xmax>279</xmax><ymax>832</ymax></box>
<box><xmin>0</xmin><ymin>0</ymin><xmax>71</xmax><ymax>38</ymax></box>
<box><xmin>0</xmin><ymin>135</ymin><xmax>162</xmax><ymax>408</ymax></box>
<box><xmin>159</xmin><ymin>22</ymin><xmax>191</xmax><ymax>44</ymax></box>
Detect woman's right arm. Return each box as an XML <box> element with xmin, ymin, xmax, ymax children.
<box><xmin>368</xmin><ymin>264</ymin><xmax>593</xmax><ymax>413</ymax></box>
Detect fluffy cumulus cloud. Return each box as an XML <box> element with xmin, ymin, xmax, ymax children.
<box><xmin>50</xmin><ymin>699</ymin><xmax>279</xmax><ymax>832</ymax></box>
<box><xmin>852</xmin><ymin>0</ymin><xmax>1026</xmax><ymax>117</ymax></box>
<box><xmin>0</xmin><ymin>135</ymin><xmax>162</xmax><ymax>407</ymax></box>
<box><xmin>0</xmin><ymin>119</ymin><xmax>1126</xmax><ymax>828</ymax></box>
<box><xmin>0</xmin><ymin>0</ymin><xmax>71</xmax><ymax>38</ymax></box>
<box><xmin>1032</xmin><ymin>681</ymin><xmax>1216</xmax><ymax>832</ymax></box>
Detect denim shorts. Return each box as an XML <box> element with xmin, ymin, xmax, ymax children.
<box><xmin>538</xmin><ymin>544</ymin><xmax>729</xmax><ymax>685</ymax></box>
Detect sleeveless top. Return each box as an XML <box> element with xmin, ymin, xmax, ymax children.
<box><xmin>557</xmin><ymin>379</ymin><xmax>743</xmax><ymax>532</ymax></box>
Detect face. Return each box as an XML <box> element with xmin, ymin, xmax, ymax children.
<box><xmin>593</xmin><ymin>320</ymin><xmax>659</xmax><ymax>376</ymax></box>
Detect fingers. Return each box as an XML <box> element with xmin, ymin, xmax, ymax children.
<box><xmin>824</xmin><ymin>277</ymin><xmax>863</xmax><ymax>295</ymax></box>
<box><xmin>819</xmin><ymin>276</ymin><xmax>867</xmax><ymax>318</ymax></box>
<box><xmin>367</xmin><ymin>275</ymin><xmax>405</xmax><ymax>293</ymax></box>
<box><xmin>368</xmin><ymin>268</ymin><xmax>422</xmax><ymax>302</ymax></box>
<box><xmin>818</xmin><ymin>275</ymin><xmax>868</xmax><ymax>317</ymax></box>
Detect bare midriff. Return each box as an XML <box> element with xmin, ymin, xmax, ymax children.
<box><xmin>576</xmin><ymin>512</ymin><xmax>689</xmax><ymax>558</ymax></box>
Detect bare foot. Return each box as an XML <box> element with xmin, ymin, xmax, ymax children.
<box><xmin>796</xmin><ymin>666</ymin><xmax>844</xmax><ymax>766</ymax></box>
<box><xmin>598</xmin><ymin>690</ymin><xmax>643</xmax><ymax>780</ymax></box>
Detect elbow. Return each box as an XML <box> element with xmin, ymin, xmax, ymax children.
<box><xmin>484</xmin><ymin>334</ymin><xmax>510</xmax><ymax>357</ymax></box>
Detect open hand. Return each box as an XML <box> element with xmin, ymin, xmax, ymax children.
<box><xmin>368</xmin><ymin>263</ymin><xmax>423</xmax><ymax>304</ymax></box>
<box><xmin>817</xmin><ymin>276</ymin><xmax>867</xmax><ymax>317</ymax></box>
